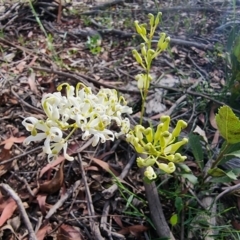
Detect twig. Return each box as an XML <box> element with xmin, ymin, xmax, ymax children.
<box><xmin>0</xmin><ymin>183</ymin><xmax>37</xmax><ymax>240</ymax></box>
<box><xmin>10</xmin><ymin>171</ymin><xmax>35</xmax><ymax>198</ymax></box>
<box><xmin>11</xmin><ymin>86</ymin><xmax>44</xmax><ymax>114</ymax></box>
<box><xmin>77</xmin><ymin>153</ymin><xmax>104</xmax><ymax>240</ymax></box>
<box><xmin>102</xmin><ymin>153</ymin><xmax>136</xmax><ymax>199</ymax></box>
<box><xmin>31</xmin><ymin>66</ymin><xmax>141</xmax><ymax>94</ymax></box>
<box><xmin>0</xmin><ymin>3</ymin><xmax>20</xmax><ymax>21</ymax></box>
<box><xmin>0</xmin><ymin>146</ymin><xmax>42</xmax><ymax>166</ymax></box>
<box><xmin>152</xmin><ymin>83</ymin><xmax>240</xmax><ymax>114</ymax></box>
<box><xmin>91</xmin><ymin>0</ymin><xmax>124</xmax><ymax>10</ymax></box>
<box><xmin>163</xmin><ymin>78</ymin><xmax>202</xmax><ymax>116</ymax></box>
<box><xmin>45</xmin><ymin>180</ymin><xmax>81</xmax><ymax>220</ymax></box>
<box><xmin>215</xmin><ymin>182</ymin><xmax>240</xmax><ymax>202</ymax></box>
<box><xmin>187</xmin><ymin>53</ymin><xmax>208</xmax><ymax>77</ymax></box>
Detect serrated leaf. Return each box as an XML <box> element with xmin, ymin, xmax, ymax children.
<box><xmin>215</xmin><ymin>105</ymin><xmax>240</xmax><ymax>144</ymax></box>
<box><xmin>170</xmin><ymin>214</ymin><xmax>178</xmax><ymax>226</ymax></box>
<box><xmin>182</xmin><ymin>173</ymin><xmax>198</xmax><ymax>184</ymax></box>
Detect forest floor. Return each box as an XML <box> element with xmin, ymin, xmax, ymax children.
<box><xmin>0</xmin><ymin>0</ymin><xmax>240</xmax><ymax>239</ymax></box>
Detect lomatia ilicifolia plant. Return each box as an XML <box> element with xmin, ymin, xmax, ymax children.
<box><xmin>22</xmin><ymin>13</ymin><xmax>191</xmax><ymax>182</ymax></box>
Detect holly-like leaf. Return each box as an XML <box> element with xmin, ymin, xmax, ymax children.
<box><xmin>215</xmin><ymin>105</ymin><xmax>240</xmax><ymax>143</ymax></box>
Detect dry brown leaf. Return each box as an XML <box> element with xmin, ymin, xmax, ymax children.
<box><xmin>28</xmin><ymin>72</ymin><xmax>39</xmax><ymax>95</ymax></box>
<box><xmin>198</xmin><ymin>113</ymin><xmax>205</xmax><ymax>125</ymax></box>
<box><xmin>113</xmin><ymin>215</ymin><xmax>124</xmax><ymax>228</ymax></box>
<box><xmin>193</xmin><ymin>125</ymin><xmax>208</xmax><ymax>143</ymax></box>
<box><xmin>36</xmin><ymin>194</ymin><xmax>47</xmax><ymax>215</ymax></box>
<box><xmin>0</xmin><ymin>148</ymin><xmax>12</xmax><ymax>177</ymax></box>
<box><xmin>57</xmin><ymin>224</ymin><xmax>83</xmax><ymax>240</ymax></box>
<box><xmin>0</xmin><ymin>136</ymin><xmax>26</xmax><ymax>150</ymax></box>
<box><xmin>232</xmin><ymin>219</ymin><xmax>240</xmax><ymax>230</ymax></box>
<box><xmin>91</xmin><ymin>157</ymin><xmax>120</xmax><ymax>176</ymax></box>
<box><xmin>36</xmin><ymin>224</ymin><xmax>52</xmax><ymax>240</ymax></box>
<box><xmin>40</xmin><ymin>156</ymin><xmax>65</xmax><ymax>177</ymax></box>
<box><xmin>118</xmin><ymin>225</ymin><xmax>148</xmax><ymax>236</ymax></box>
<box><xmin>0</xmin><ymin>198</ymin><xmax>17</xmax><ymax>227</ymax></box>
<box><xmin>40</xmin><ymin>143</ymin><xmax>79</xmax><ymax>177</ymax></box>
<box><xmin>210</xmin><ymin>104</ymin><xmax>218</xmax><ymax>129</ymax></box>
<box><xmin>211</xmin><ymin>130</ymin><xmax>220</xmax><ymax>149</ymax></box>
<box><xmin>39</xmin><ymin>161</ymin><xmax>65</xmax><ymax>194</ymax></box>
<box><xmin>16</xmin><ymin>61</ymin><xmax>26</xmax><ymax>73</ymax></box>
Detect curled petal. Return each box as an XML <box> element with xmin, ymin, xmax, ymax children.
<box><xmin>23</xmin><ymin>133</ymin><xmax>46</xmax><ymax>145</ymax></box>
<box><xmin>63</xmin><ymin>142</ymin><xmax>74</xmax><ymax>161</ymax></box>
<box><xmin>144</xmin><ymin>166</ymin><xmax>157</xmax><ymax>180</ymax></box>
<box><xmin>22</xmin><ymin>117</ymin><xmax>39</xmax><ymax>131</ymax></box>
<box><xmin>156</xmin><ymin>162</ymin><xmax>176</xmax><ymax>174</ymax></box>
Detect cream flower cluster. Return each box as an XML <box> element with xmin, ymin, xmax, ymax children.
<box><xmin>22</xmin><ymin>83</ymin><xmax>132</xmax><ymax>162</ymax></box>
<box><xmin>126</xmin><ymin>116</ymin><xmax>188</xmax><ymax>180</ymax></box>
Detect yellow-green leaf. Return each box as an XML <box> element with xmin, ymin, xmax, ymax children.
<box><xmin>215</xmin><ymin>105</ymin><xmax>240</xmax><ymax>143</ymax></box>
<box><xmin>170</xmin><ymin>213</ymin><xmax>178</xmax><ymax>226</ymax></box>
<box><xmin>208</xmin><ymin>167</ymin><xmax>226</xmax><ymax>177</ymax></box>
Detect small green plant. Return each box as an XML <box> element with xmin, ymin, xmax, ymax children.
<box><xmin>86</xmin><ymin>35</ymin><xmax>102</xmax><ymax>55</ymax></box>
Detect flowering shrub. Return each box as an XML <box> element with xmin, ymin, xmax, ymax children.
<box><xmin>22</xmin><ymin>83</ymin><xmax>132</xmax><ymax>162</ymax></box>
<box><xmin>22</xmin><ymin>12</ymin><xmax>189</xmax><ymax>182</ymax></box>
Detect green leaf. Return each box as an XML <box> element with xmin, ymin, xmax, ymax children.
<box><xmin>219</xmin><ymin>141</ymin><xmax>240</xmax><ymax>165</ymax></box>
<box><xmin>170</xmin><ymin>213</ymin><xmax>178</xmax><ymax>226</ymax></box>
<box><xmin>126</xmin><ymin>194</ymin><xmax>134</xmax><ymax>209</ymax></box>
<box><xmin>215</xmin><ymin>105</ymin><xmax>240</xmax><ymax>144</ymax></box>
<box><xmin>188</xmin><ymin>133</ymin><xmax>204</xmax><ymax>169</ymax></box>
<box><xmin>225</xmin><ymin>150</ymin><xmax>240</xmax><ymax>158</ymax></box>
<box><xmin>175</xmin><ymin>197</ymin><xmax>183</xmax><ymax>214</ymax></box>
<box><xmin>209</xmin><ymin>175</ymin><xmax>234</xmax><ymax>183</ymax></box>
<box><xmin>225</xmin><ymin>170</ymin><xmax>238</xmax><ymax>180</ymax></box>
<box><xmin>182</xmin><ymin>173</ymin><xmax>198</xmax><ymax>184</ymax></box>
<box><xmin>208</xmin><ymin>168</ymin><xmax>226</xmax><ymax>177</ymax></box>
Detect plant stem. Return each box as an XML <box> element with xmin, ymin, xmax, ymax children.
<box><xmin>140</xmin><ymin>87</ymin><xmax>148</xmax><ymax>125</ymax></box>
<box><xmin>211</xmin><ymin>143</ymin><xmax>230</xmax><ymax>169</ymax></box>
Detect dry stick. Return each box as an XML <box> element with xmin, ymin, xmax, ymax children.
<box><xmin>215</xmin><ymin>182</ymin><xmax>240</xmax><ymax>203</ymax></box>
<box><xmin>100</xmin><ymin>201</ymin><xmax>125</xmax><ymax>239</ymax></box>
<box><xmin>10</xmin><ymin>171</ymin><xmax>35</xmax><ymax>198</ymax></box>
<box><xmin>139</xmin><ymin>154</ymin><xmax>175</xmax><ymax>240</ymax></box>
<box><xmin>0</xmin><ymin>183</ymin><xmax>37</xmax><ymax>240</ymax></box>
<box><xmin>77</xmin><ymin>153</ymin><xmax>104</xmax><ymax>240</ymax></box>
<box><xmin>45</xmin><ymin>180</ymin><xmax>81</xmax><ymax>220</ymax></box>
<box><xmin>0</xmin><ymin>2</ymin><xmax>20</xmax><ymax>21</ymax></box>
<box><xmin>82</xmin><ymin>6</ymin><xmax>222</xmax><ymax>16</ymax></box>
<box><xmin>163</xmin><ymin>79</ymin><xmax>202</xmax><ymax>116</ymax></box>
<box><xmin>152</xmin><ymin>83</ymin><xmax>240</xmax><ymax>114</ymax></box>
<box><xmin>30</xmin><ymin>66</ymin><xmax>141</xmax><ymax>94</ymax></box>
<box><xmin>11</xmin><ymin>86</ymin><xmax>44</xmax><ymax>114</ymax></box>
<box><xmin>102</xmin><ymin>153</ymin><xmax>136</xmax><ymax>199</ymax></box>
<box><xmin>0</xmin><ymin>146</ymin><xmax>42</xmax><ymax>165</ymax></box>
<box><xmin>91</xmin><ymin>0</ymin><xmax>124</xmax><ymax>10</ymax></box>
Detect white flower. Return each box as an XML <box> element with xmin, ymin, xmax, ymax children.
<box><xmin>22</xmin><ymin>83</ymin><xmax>133</xmax><ymax>162</ymax></box>
<box><xmin>45</xmin><ymin>140</ymin><xmax>73</xmax><ymax>162</ymax></box>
